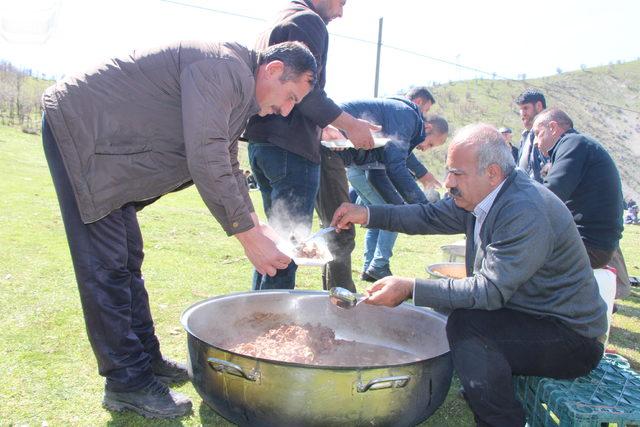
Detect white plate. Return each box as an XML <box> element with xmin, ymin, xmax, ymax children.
<box><xmin>321</xmin><ymin>137</ymin><xmax>390</xmax><ymax>149</ymax></box>
<box><xmin>277</xmin><ymin>239</ymin><xmax>333</xmax><ymax>267</ymax></box>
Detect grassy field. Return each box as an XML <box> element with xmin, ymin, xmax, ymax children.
<box><xmin>1</xmin><ymin>125</ymin><xmax>638</xmax><ymax>426</ymax></box>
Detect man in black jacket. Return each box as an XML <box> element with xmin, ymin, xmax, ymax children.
<box><xmin>245</xmin><ymin>0</ymin><xmax>379</xmax><ymax>291</ymax></box>
<box><xmin>532</xmin><ymin>108</ymin><xmax>630</xmax><ymax>298</ymax></box>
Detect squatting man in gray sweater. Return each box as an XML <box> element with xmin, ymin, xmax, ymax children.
<box><xmin>331</xmin><ymin>124</ymin><xmax>608</xmax><ymax>426</ymax></box>
<box><xmin>41</xmin><ymin>41</ymin><xmax>317</xmax><ymax>418</ymax></box>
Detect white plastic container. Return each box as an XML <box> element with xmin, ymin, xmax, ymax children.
<box><xmin>593</xmin><ymin>268</ymin><xmax>616</xmax><ymax>343</ymax></box>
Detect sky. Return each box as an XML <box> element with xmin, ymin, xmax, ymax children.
<box><xmin>1</xmin><ymin>0</ymin><xmax>639</xmax><ymax>103</ymax></box>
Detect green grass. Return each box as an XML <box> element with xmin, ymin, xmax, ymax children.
<box><xmin>1</xmin><ymin>125</ymin><xmax>638</xmax><ymax>426</ymax></box>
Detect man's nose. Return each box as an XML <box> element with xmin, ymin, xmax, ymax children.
<box><xmin>279</xmin><ymin>100</ymin><xmax>295</xmax><ymax>117</ymax></box>
<box><xmin>444</xmin><ymin>173</ymin><xmax>455</xmax><ymax>189</ymax></box>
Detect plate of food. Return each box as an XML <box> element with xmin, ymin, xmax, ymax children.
<box><xmin>277</xmin><ymin>237</ymin><xmax>334</xmax><ymax>267</ymax></box>
<box><xmin>320</xmin><ymin>137</ymin><xmax>390</xmax><ymax>149</ymax></box>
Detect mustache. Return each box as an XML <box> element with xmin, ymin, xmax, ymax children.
<box><xmin>449</xmin><ymin>187</ymin><xmax>462</xmax><ymax>197</ymax></box>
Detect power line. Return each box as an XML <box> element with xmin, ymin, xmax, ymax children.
<box><xmin>158</xmin><ymin>0</ymin><xmax>266</xmax><ymax>21</ymax></box>
<box><xmin>157</xmin><ymin>0</ymin><xmax>640</xmax><ymax>114</ymax></box>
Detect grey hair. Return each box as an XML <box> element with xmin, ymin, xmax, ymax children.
<box><xmin>535</xmin><ymin>108</ymin><xmax>574</xmax><ymax>130</ymax></box>
<box><xmin>452</xmin><ymin>124</ymin><xmax>516</xmax><ymax>175</ymax></box>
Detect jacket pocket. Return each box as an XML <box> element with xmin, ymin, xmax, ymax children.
<box><xmin>94</xmin><ymin>137</ymin><xmax>151</xmax><ymax>155</ymax></box>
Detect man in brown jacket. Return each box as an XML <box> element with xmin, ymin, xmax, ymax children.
<box><xmin>41</xmin><ymin>40</ymin><xmax>317</xmax><ymax>418</ymax></box>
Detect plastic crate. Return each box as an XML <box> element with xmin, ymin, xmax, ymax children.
<box><xmin>514</xmin><ymin>354</ymin><xmax>640</xmax><ymax>426</ymax></box>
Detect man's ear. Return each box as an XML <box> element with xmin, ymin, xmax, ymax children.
<box><xmin>424</xmin><ymin>123</ymin><xmax>433</xmax><ymax>133</ymax></box>
<box><xmin>487</xmin><ymin>163</ymin><xmax>503</xmax><ymax>184</ymax></box>
<box><xmin>264</xmin><ymin>60</ymin><xmax>285</xmax><ymax>79</ymax></box>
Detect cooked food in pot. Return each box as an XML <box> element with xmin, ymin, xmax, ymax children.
<box><xmin>227</xmin><ymin>320</ymin><xmax>421</xmax><ymax>366</ymax></box>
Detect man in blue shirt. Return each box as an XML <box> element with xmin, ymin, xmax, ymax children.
<box><xmin>333</xmin><ymin>98</ymin><xmax>448</xmax><ymax>280</ymax></box>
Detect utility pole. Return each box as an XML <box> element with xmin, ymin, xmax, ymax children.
<box><xmin>373</xmin><ymin>17</ymin><xmax>383</xmax><ymax>97</ymax></box>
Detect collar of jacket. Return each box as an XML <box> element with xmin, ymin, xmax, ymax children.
<box><xmin>295</xmin><ymin>0</ymin><xmax>329</xmax><ymax>24</ymax></box>
<box><xmin>464</xmin><ymin>168</ymin><xmax>518</xmax><ymax>275</ymax></box>
<box><xmin>493</xmin><ymin>168</ymin><xmax>518</xmax><ymax>205</ymax></box>
<box><xmin>386</xmin><ymin>96</ymin><xmax>427</xmax><ymax>146</ymax></box>
<box><xmin>548</xmin><ymin>128</ymin><xmax>578</xmax><ymax>158</ymax></box>
<box><xmin>297</xmin><ymin>0</ymin><xmax>318</xmax><ymax>13</ymax></box>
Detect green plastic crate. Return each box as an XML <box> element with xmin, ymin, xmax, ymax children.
<box><xmin>514</xmin><ymin>354</ymin><xmax>640</xmax><ymax>427</ymax></box>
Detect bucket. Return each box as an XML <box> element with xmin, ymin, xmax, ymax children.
<box><xmin>440</xmin><ymin>239</ymin><xmax>466</xmax><ymax>263</ymax></box>
<box><xmin>593</xmin><ymin>268</ymin><xmax>616</xmax><ymax>343</ymax></box>
<box><xmin>426</xmin><ymin>262</ymin><xmax>466</xmax><ymax>279</ymax></box>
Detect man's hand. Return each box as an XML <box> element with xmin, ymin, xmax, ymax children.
<box><xmin>331</xmin><ymin>112</ymin><xmax>381</xmax><ymax>149</ymax></box>
<box><xmin>235</xmin><ymin>213</ymin><xmax>290</xmax><ymax>276</ymax></box>
<box><xmin>418</xmin><ymin>172</ymin><xmax>442</xmax><ymax>189</ymax></box>
<box><xmin>364</xmin><ymin>276</ymin><xmax>414</xmax><ymax>307</ymax></box>
<box><xmin>321</xmin><ymin>125</ymin><xmax>344</xmax><ymax>141</ymax></box>
<box><xmin>330</xmin><ymin>202</ymin><xmax>368</xmax><ymax>231</ymax></box>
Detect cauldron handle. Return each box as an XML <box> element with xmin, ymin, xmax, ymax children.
<box><xmin>356</xmin><ymin>375</ymin><xmax>411</xmax><ymax>393</ymax></box>
<box><xmin>207</xmin><ymin>357</ymin><xmax>260</xmax><ymax>381</ymax></box>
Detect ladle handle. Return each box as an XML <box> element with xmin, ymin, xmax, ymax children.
<box><xmin>207</xmin><ymin>357</ymin><xmax>260</xmax><ymax>381</ymax></box>
<box><xmin>356</xmin><ymin>375</ymin><xmax>411</xmax><ymax>393</ymax></box>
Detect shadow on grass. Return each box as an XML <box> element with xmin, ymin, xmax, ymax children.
<box><xmin>609</xmin><ymin>325</ymin><xmax>640</xmax><ymax>352</ymax></box>
<box><xmin>616</xmin><ymin>302</ymin><xmax>640</xmax><ymax>319</ymax></box>
<box><xmin>198</xmin><ymin>401</ymin><xmax>235</xmax><ymax>426</ymax></box>
<box><xmin>105</xmin><ymin>409</ymin><xmax>188</xmax><ymax>426</ymax></box>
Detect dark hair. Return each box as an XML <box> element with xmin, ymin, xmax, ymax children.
<box><xmin>536</xmin><ymin>108</ymin><xmax>574</xmax><ymax>129</ymax></box>
<box><xmin>258</xmin><ymin>41</ymin><xmax>317</xmax><ymax>87</ymax></box>
<box><xmin>424</xmin><ymin>114</ymin><xmax>448</xmax><ymax>134</ymax></box>
<box><xmin>515</xmin><ymin>88</ymin><xmax>546</xmax><ymax>109</ymax></box>
<box><xmin>407</xmin><ymin>86</ymin><xmax>436</xmax><ymax>105</ymax></box>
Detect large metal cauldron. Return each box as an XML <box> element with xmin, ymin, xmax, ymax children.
<box><xmin>182</xmin><ymin>290</ymin><xmax>452</xmax><ymax>426</ymax></box>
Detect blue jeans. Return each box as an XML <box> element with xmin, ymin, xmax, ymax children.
<box><xmin>346</xmin><ymin>167</ymin><xmax>398</xmax><ymax>271</ymax></box>
<box><xmin>248</xmin><ymin>141</ymin><xmax>320</xmax><ymax>290</ymax></box>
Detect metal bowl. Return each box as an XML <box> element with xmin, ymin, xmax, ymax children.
<box><xmin>182</xmin><ymin>290</ymin><xmax>453</xmax><ymax>426</ymax></box>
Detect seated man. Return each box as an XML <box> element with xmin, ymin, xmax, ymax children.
<box><xmin>331</xmin><ymin>124</ymin><xmax>607</xmax><ymax>426</ymax></box>
<box><xmin>532</xmin><ymin>108</ymin><xmax>629</xmax><ymax>298</ymax></box>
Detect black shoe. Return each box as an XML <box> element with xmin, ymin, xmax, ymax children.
<box><xmin>364</xmin><ymin>265</ymin><xmax>393</xmax><ymax>281</ymax></box>
<box><xmin>103</xmin><ymin>379</ymin><xmax>192</xmax><ymax>419</ymax></box>
<box><xmin>360</xmin><ymin>271</ymin><xmax>377</xmax><ymax>282</ymax></box>
<box><xmin>152</xmin><ymin>357</ymin><xmax>189</xmax><ymax>385</ymax></box>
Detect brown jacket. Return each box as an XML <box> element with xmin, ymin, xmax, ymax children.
<box><xmin>42</xmin><ymin>41</ymin><xmax>259</xmax><ymax>235</ymax></box>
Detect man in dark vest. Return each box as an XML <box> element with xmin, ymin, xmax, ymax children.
<box><xmin>244</xmin><ymin>0</ymin><xmax>379</xmax><ymax>292</ymax></box>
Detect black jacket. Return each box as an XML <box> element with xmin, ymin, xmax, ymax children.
<box><xmin>544</xmin><ymin>129</ymin><xmax>623</xmax><ymax>251</ymax></box>
<box><xmin>244</xmin><ymin>0</ymin><xmax>343</xmax><ymax>163</ymax></box>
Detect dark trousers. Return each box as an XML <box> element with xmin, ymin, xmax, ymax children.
<box><xmin>446</xmin><ymin>308</ymin><xmax>603</xmax><ymax>427</ymax></box>
<box><xmin>43</xmin><ymin>117</ymin><xmax>160</xmax><ymax>392</ymax></box>
<box><xmin>316</xmin><ymin>147</ymin><xmax>356</xmax><ymax>292</ymax></box>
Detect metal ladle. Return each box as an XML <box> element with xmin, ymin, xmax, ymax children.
<box><xmin>329</xmin><ymin>287</ymin><xmax>369</xmax><ymax>309</ymax></box>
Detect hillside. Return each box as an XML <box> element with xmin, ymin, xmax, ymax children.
<box><xmin>2</xmin><ymin>59</ymin><xmax>639</xmax><ymax>198</ymax></box>
<box><xmin>419</xmin><ymin>60</ymin><xmax>640</xmax><ymax>201</ymax></box>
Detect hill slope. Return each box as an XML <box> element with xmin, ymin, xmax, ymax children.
<box><xmin>417</xmin><ymin>60</ymin><xmax>640</xmax><ymax>200</ymax></box>
<box><xmin>2</xmin><ymin>59</ymin><xmax>639</xmax><ymax>198</ymax></box>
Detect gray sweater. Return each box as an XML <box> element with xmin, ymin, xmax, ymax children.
<box><xmin>368</xmin><ymin>170</ymin><xmax>608</xmax><ymax>339</ymax></box>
